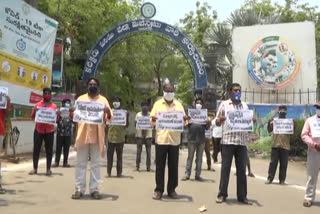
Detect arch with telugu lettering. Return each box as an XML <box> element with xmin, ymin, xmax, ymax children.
<box><xmin>82</xmin><ymin>19</ymin><xmax>207</xmax><ymax>89</ymax></box>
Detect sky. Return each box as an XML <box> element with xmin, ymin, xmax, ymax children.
<box><xmin>143</xmin><ymin>0</ymin><xmax>320</xmax><ymax>25</ymax></box>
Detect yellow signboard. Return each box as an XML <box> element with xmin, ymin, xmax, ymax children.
<box><xmin>0</xmin><ymin>50</ymin><xmax>51</xmax><ymax>90</ymax></box>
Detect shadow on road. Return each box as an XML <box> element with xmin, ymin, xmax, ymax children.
<box><xmin>224</xmin><ymin>198</ymin><xmax>263</xmax><ymax>207</ymax></box>
<box><xmin>76</xmin><ymin>193</ymin><xmax>119</xmax><ymax>201</ymax></box>
<box><xmin>161</xmin><ymin>194</ymin><xmax>193</xmax><ymax>202</ymax></box>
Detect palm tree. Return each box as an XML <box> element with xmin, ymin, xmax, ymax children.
<box><xmin>205</xmin><ymin>9</ymin><xmax>280</xmax><ymax>98</ymax></box>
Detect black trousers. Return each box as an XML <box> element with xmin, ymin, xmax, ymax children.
<box><xmin>33</xmin><ymin>130</ymin><xmax>54</xmax><ymax>170</ymax></box>
<box><xmin>204</xmin><ymin>138</ymin><xmax>212</xmax><ymax>168</ymax></box>
<box><xmin>218</xmin><ymin>144</ymin><xmax>247</xmax><ymax>200</ymax></box>
<box><xmin>54</xmin><ymin>135</ymin><xmax>71</xmax><ymax>165</ymax></box>
<box><xmin>155</xmin><ymin>144</ymin><xmax>179</xmax><ymax>194</ymax></box>
<box><xmin>267</xmin><ymin>148</ymin><xmax>289</xmax><ymax>182</ymax></box>
<box><xmin>136</xmin><ymin>138</ymin><xmax>152</xmax><ymax>169</ymax></box>
<box><xmin>107</xmin><ymin>142</ymin><xmax>124</xmax><ymax>175</ymax></box>
<box><xmin>213</xmin><ymin>137</ymin><xmax>222</xmax><ymax>162</ymax></box>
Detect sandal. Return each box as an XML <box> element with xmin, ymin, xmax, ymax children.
<box><xmin>303</xmin><ymin>199</ymin><xmax>312</xmax><ymax>207</ymax></box>
<box><xmin>0</xmin><ymin>187</ymin><xmax>6</xmax><ymax>194</ymax></box>
<box><xmin>71</xmin><ymin>191</ymin><xmax>83</xmax><ymax>200</ymax></box>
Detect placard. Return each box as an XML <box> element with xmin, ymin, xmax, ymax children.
<box><xmin>273</xmin><ymin>118</ymin><xmax>294</xmax><ymax>134</ymax></box>
<box><xmin>59</xmin><ymin>107</ymin><xmax>70</xmax><ymax>119</ymax></box>
<box><xmin>73</xmin><ymin>100</ymin><xmax>105</xmax><ymax>124</ymax></box>
<box><xmin>35</xmin><ymin>107</ymin><xmax>57</xmax><ymax>124</ymax></box>
<box><xmin>226</xmin><ymin>109</ymin><xmax>253</xmax><ymax>132</ymax></box>
<box><xmin>107</xmin><ymin>109</ymin><xmax>127</xmax><ymax>126</ymax></box>
<box><xmin>310</xmin><ymin>119</ymin><xmax>320</xmax><ymax>138</ymax></box>
<box><xmin>156</xmin><ymin>111</ymin><xmax>184</xmax><ymax>132</ymax></box>
<box><xmin>188</xmin><ymin>109</ymin><xmax>208</xmax><ymax>124</ymax></box>
<box><xmin>136</xmin><ymin>115</ymin><xmax>153</xmax><ymax>130</ymax></box>
<box><xmin>0</xmin><ymin>86</ymin><xmax>8</xmax><ymax>109</ymax></box>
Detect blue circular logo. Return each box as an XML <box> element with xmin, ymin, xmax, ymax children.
<box><xmin>16</xmin><ymin>38</ymin><xmax>26</xmax><ymax>51</ymax></box>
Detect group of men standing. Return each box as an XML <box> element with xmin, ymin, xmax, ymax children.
<box><xmin>0</xmin><ymin>80</ymin><xmax>319</xmax><ymax>208</ymax></box>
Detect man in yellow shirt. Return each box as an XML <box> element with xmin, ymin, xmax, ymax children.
<box><xmin>150</xmin><ymin>82</ymin><xmax>187</xmax><ymax>200</ymax></box>
<box><xmin>71</xmin><ymin>77</ymin><xmax>112</xmax><ymax>200</ymax></box>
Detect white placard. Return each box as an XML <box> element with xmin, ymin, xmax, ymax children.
<box><xmin>188</xmin><ymin>109</ymin><xmax>208</xmax><ymax>124</ymax></box>
<box><xmin>226</xmin><ymin>110</ymin><xmax>253</xmax><ymax>132</ymax></box>
<box><xmin>156</xmin><ymin>111</ymin><xmax>184</xmax><ymax>132</ymax></box>
<box><xmin>310</xmin><ymin>119</ymin><xmax>320</xmax><ymax>138</ymax></box>
<box><xmin>0</xmin><ymin>86</ymin><xmax>8</xmax><ymax>109</ymax></box>
<box><xmin>107</xmin><ymin>109</ymin><xmax>127</xmax><ymax>126</ymax></box>
<box><xmin>273</xmin><ymin>118</ymin><xmax>294</xmax><ymax>134</ymax></box>
<box><xmin>59</xmin><ymin>107</ymin><xmax>70</xmax><ymax>119</ymax></box>
<box><xmin>35</xmin><ymin>107</ymin><xmax>57</xmax><ymax>125</ymax></box>
<box><xmin>205</xmin><ymin>128</ymin><xmax>212</xmax><ymax>138</ymax></box>
<box><xmin>136</xmin><ymin>115</ymin><xmax>153</xmax><ymax>130</ymax></box>
<box><xmin>73</xmin><ymin>101</ymin><xmax>105</xmax><ymax>124</ymax></box>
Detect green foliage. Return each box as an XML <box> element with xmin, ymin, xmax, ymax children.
<box><xmin>249</xmin><ymin>136</ymin><xmax>272</xmax><ymax>154</ymax></box>
<box><xmin>290</xmin><ymin>119</ymin><xmax>307</xmax><ymax>157</ymax></box>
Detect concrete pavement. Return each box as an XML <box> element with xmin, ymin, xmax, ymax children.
<box><xmin>0</xmin><ymin>144</ymin><xmax>320</xmax><ymax>214</ymax></box>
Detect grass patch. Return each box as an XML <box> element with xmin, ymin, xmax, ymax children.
<box><xmin>248</xmin><ymin>136</ymin><xmax>272</xmax><ymax>155</ymax></box>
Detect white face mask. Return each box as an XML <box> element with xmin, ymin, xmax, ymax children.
<box><xmin>163</xmin><ymin>91</ymin><xmax>174</xmax><ymax>101</ymax></box>
<box><xmin>317</xmin><ymin>109</ymin><xmax>320</xmax><ymax>116</ymax></box>
<box><xmin>113</xmin><ymin>102</ymin><xmax>120</xmax><ymax>109</ymax></box>
<box><xmin>195</xmin><ymin>104</ymin><xmax>202</xmax><ymax>109</ymax></box>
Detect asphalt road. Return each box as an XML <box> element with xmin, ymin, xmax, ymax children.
<box><xmin>0</xmin><ymin>144</ymin><xmax>319</xmax><ymax>214</ymax></box>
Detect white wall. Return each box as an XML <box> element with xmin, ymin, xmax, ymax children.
<box><xmin>232</xmin><ymin>22</ymin><xmax>317</xmax><ymax>104</ymax></box>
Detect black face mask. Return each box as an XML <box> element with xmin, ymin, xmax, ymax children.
<box><xmin>279</xmin><ymin>112</ymin><xmax>286</xmax><ymax>118</ymax></box>
<box><xmin>88</xmin><ymin>86</ymin><xmax>98</xmax><ymax>94</ymax></box>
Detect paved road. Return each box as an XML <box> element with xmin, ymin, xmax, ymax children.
<box><xmin>0</xmin><ymin>144</ymin><xmax>319</xmax><ymax>214</ymax></box>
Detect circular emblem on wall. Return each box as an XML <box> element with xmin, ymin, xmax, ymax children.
<box><xmin>247</xmin><ymin>36</ymin><xmax>301</xmax><ymax>89</ymax></box>
<box><xmin>16</xmin><ymin>38</ymin><xmax>26</xmax><ymax>51</ymax></box>
<box><xmin>141</xmin><ymin>2</ymin><xmax>156</xmax><ymax>19</ymax></box>
<box><xmin>1</xmin><ymin>60</ymin><xmax>11</xmax><ymax>72</ymax></box>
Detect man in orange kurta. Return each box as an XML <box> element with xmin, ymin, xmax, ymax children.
<box><xmin>71</xmin><ymin>77</ymin><xmax>112</xmax><ymax>200</ymax></box>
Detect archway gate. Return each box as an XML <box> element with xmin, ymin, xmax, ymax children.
<box><xmin>82</xmin><ymin>19</ymin><xmax>208</xmax><ymax>89</ymax></box>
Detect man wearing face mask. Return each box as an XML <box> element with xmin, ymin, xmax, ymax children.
<box><xmin>301</xmin><ymin>101</ymin><xmax>320</xmax><ymax>207</ymax></box>
<box><xmin>215</xmin><ymin>83</ymin><xmax>254</xmax><ymax>205</ymax></box>
<box><xmin>53</xmin><ymin>99</ymin><xmax>73</xmax><ymax>168</ymax></box>
<box><xmin>135</xmin><ymin>101</ymin><xmax>153</xmax><ymax>171</ymax></box>
<box><xmin>71</xmin><ymin>77</ymin><xmax>112</xmax><ymax>200</ymax></box>
<box><xmin>182</xmin><ymin>97</ymin><xmax>210</xmax><ymax>181</ymax></box>
<box><xmin>30</xmin><ymin>88</ymin><xmax>57</xmax><ymax>176</ymax></box>
<box><xmin>266</xmin><ymin>105</ymin><xmax>294</xmax><ymax>185</ymax></box>
<box><xmin>150</xmin><ymin>82</ymin><xmax>188</xmax><ymax>200</ymax></box>
<box><xmin>107</xmin><ymin>96</ymin><xmax>129</xmax><ymax>177</ymax></box>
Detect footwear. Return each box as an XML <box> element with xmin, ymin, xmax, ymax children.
<box><xmin>265</xmin><ymin>180</ymin><xmax>272</xmax><ymax>184</ymax></box>
<box><xmin>216</xmin><ymin>196</ymin><xmax>226</xmax><ymax>203</ymax></box>
<box><xmin>303</xmin><ymin>199</ymin><xmax>312</xmax><ymax>207</ymax></box>
<box><xmin>0</xmin><ymin>186</ymin><xmax>6</xmax><ymax>194</ymax></box>
<box><xmin>147</xmin><ymin>166</ymin><xmax>151</xmax><ymax>172</ymax></box>
<box><xmin>91</xmin><ymin>191</ymin><xmax>102</xmax><ymax>200</ymax></box>
<box><xmin>28</xmin><ymin>169</ymin><xmax>37</xmax><ymax>175</ymax></box>
<box><xmin>52</xmin><ymin>163</ymin><xmax>59</xmax><ymax>168</ymax></box>
<box><xmin>107</xmin><ymin>173</ymin><xmax>111</xmax><ymax>177</ymax></box>
<box><xmin>238</xmin><ymin>198</ymin><xmax>252</xmax><ymax>205</ymax></box>
<box><xmin>117</xmin><ymin>173</ymin><xmax>122</xmax><ymax>177</ymax></box>
<box><xmin>63</xmin><ymin>163</ymin><xmax>71</xmax><ymax>168</ymax></box>
<box><xmin>152</xmin><ymin>191</ymin><xmax>162</xmax><ymax>200</ymax></box>
<box><xmin>181</xmin><ymin>175</ymin><xmax>190</xmax><ymax>181</ymax></box>
<box><xmin>279</xmin><ymin>181</ymin><xmax>285</xmax><ymax>185</ymax></box>
<box><xmin>136</xmin><ymin>167</ymin><xmax>140</xmax><ymax>171</ymax></box>
<box><xmin>195</xmin><ymin>176</ymin><xmax>204</xmax><ymax>181</ymax></box>
<box><xmin>207</xmin><ymin>166</ymin><xmax>211</xmax><ymax>170</ymax></box>
<box><xmin>168</xmin><ymin>191</ymin><xmax>179</xmax><ymax>199</ymax></box>
<box><xmin>248</xmin><ymin>172</ymin><xmax>255</xmax><ymax>177</ymax></box>
<box><xmin>71</xmin><ymin>191</ymin><xmax>83</xmax><ymax>200</ymax></box>
<box><xmin>46</xmin><ymin>169</ymin><xmax>52</xmax><ymax>176</ymax></box>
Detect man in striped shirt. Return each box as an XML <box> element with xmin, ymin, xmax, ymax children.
<box><xmin>215</xmin><ymin>83</ymin><xmax>253</xmax><ymax>205</ymax></box>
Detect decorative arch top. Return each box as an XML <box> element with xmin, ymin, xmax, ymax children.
<box><xmin>82</xmin><ymin>19</ymin><xmax>208</xmax><ymax>89</ymax></box>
